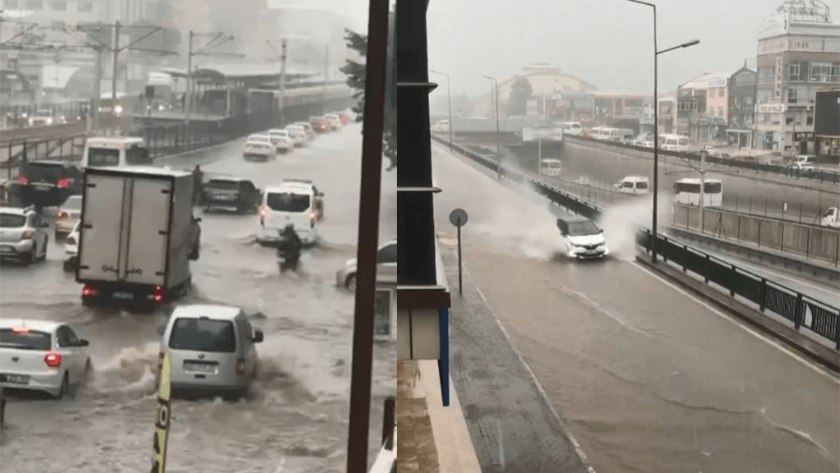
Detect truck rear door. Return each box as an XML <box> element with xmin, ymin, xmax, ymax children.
<box><xmin>123</xmin><ymin>177</ymin><xmax>172</xmax><ymax>286</ymax></box>
<box><xmin>78</xmin><ymin>174</ymin><xmax>126</xmax><ymax>282</ymax></box>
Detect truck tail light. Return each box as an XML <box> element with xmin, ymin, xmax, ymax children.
<box><xmin>57</xmin><ymin>178</ymin><xmax>71</xmax><ymax>189</ymax></box>
<box><xmin>19</xmin><ymin>176</ymin><xmax>29</xmax><ymax>185</ymax></box>
<box><xmin>44</xmin><ymin>352</ymin><xmax>62</xmax><ymax>368</ymax></box>
<box><xmin>152</xmin><ymin>286</ymin><xmax>164</xmax><ymax>304</ymax></box>
<box><xmin>82</xmin><ymin>285</ymin><xmax>98</xmax><ymax>297</ymax></box>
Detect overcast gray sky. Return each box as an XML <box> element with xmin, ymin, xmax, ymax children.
<box><xmin>427</xmin><ymin>0</ymin><xmax>785</xmax><ymax>97</ymax></box>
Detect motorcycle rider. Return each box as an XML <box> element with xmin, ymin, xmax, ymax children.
<box><xmin>277</xmin><ymin>224</ymin><xmax>302</xmax><ymax>264</ymax></box>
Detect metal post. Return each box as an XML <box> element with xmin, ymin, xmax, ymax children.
<box><xmin>111</xmin><ymin>21</ymin><xmax>120</xmax><ymax>112</ymax></box>
<box><xmin>699</xmin><ymin>150</ymin><xmax>706</xmax><ymax>234</ymax></box>
<box><xmin>651</xmin><ymin>5</ymin><xmax>660</xmax><ymax>263</ymax></box>
<box><xmin>322</xmin><ymin>44</ymin><xmax>329</xmax><ymax>114</ymax></box>
<box><xmin>382</xmin><ymin>397</ymin><xmax>395</xmax><ymax>448</ymax></box>
<box><xmin>457</xmin><ymin>223</ymin><xmax>463</xmax><ymax>295</ymax></box>
<box><xmin>279</xmin><ymin>39</ymin><xmax>287</xmax><ymax>127</ymax></box>
<box><xmin>185</xmin><ymin>31</ymin><xmax>194</xmax><ymax>130</ymax></box>
<box><xmin>92</xmin><ymin>47</ymin><xmax>102</xmax><ymax>131</ymax></box>
<box><xmin>345</xmin><ymin>0</ymin><xmax>388</xmax><ymax>469</ymax></box>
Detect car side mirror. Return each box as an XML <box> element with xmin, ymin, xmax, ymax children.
<box><xmin>253</xmin><ymin>330</ymin><xmax>264</xmax><ymax>343</ymax></box>
<box><xmin>156</xmin><ymin>326</ymin><xmax>165</xmax><ymax>336</ymax></box>
<box><xmin>79</xmin><ymin>339</ymin><xmax>89</xmax><ymax>347</ymax></box>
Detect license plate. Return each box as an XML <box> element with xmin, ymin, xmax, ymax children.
<box><xmin>1</xmin><ymin>373</ymin><xmax>30</xmax><ymax>384</ymax></box>
<box><xmin>112</xmin><ymin>292</ymin><xmax>133</xmax><ymax>300</ymax></box>
<box><xmin>183</xmin><ymin>362</ymin><xmax>216</xmax><ymax>373</ymax></box>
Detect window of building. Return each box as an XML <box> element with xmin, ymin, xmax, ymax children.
<box><xmin>788</xmin><ymin>62</ymin><xmax>806</xmax><ymax>82</ymax></box>
<box><xmin>50</xmin><ymin>0</ymin><xmax>65</xmax><ymax>10</ymax></box>
<box><xmin>718</xmin><ymin>88</ymin><xmax>724</xmax><ymax>97</ymax></box>
<box><xmin>4</xmin><ymin>0</ymin><xmax>20</xmax><ymax>8</ymax></box>
<box><xmin>78</xmin><ymin>0</ymin><xmax>92</xmax><ymax>11</ymax></box>
<box><xmin>807</xmin><ymin>116</ymin><xmax>813</xmax><ymax>125</ymax></box>
<box><xmin>744</xmin><ymin>95</ymin><xmax>754</xmax><ymax>106</ymax></box>
<box><xmin>25</xmin><ymin>0</ymin><xmax>43</xmax><ymax>9</ymax></box>
<box><xmin>758</xmin><ymin>67</ymin><xmax>774</xmax><ymax>83</ymax></box>
<box><xmin>787</xmin><ymin>87</ymin><xmax>797</xmax><ymax>104</ymax></box>
<box><xmin>786</xmin><ymin>116</ymin><xmax>794</xmax><ymax>125</ymax></box>
<box><xmin>756</xmin><ymin>89</ymin><xmax>773</xmax><ymax>104</ymax></box>
<box><xmin>810</xmin><ymin>63</ymin><xmax>840</xmax><ymax>82</ymax></box>
<box><xmin>708</xmin><ymin>89</ymin><xmax>714</xmax><ymax>99</ymax></box>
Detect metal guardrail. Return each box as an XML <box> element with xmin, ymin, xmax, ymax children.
<box><xmin>566</xmin><ymin>134</ymin><xmax>840</xmax><ymax>185</ymax></box>
<box><xmin>432</xmin><ymin>134</ymin><xmax>840</xmax><ymax>349</ymax></box>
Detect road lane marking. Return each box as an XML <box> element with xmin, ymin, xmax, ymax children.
<box><xmin>633</xmin><ymin>262</ymin><xmax>839</xmax><ymax>384</ymax></box>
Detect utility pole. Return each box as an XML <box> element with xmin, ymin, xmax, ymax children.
<box><xmin>185</xmin><ymin>30</ymin><xmax>194</xmax><ymax>129</ymax></box>
<box><xmin>322</xmin><ymin>44</ymin><xmax>329</xmax><ymax>114</ymax></box>
<box><xmin>111</xmin><ymin>21</ymin><xmax>120</xmax><ymax>108</ymax></box>
<box><xmin>699</xmin><ymin>149</ymin><xmax>706</xmax><ymax>234</ymax></box>
<box><xmin>92</xmin><ymin>46</ymin><xmax>102</xmax><ymax>130</ymax></box>
<box><xmin>279</xmin><ymin>39</ymin><xmax>287</xmax><ymax>127</ymax></box>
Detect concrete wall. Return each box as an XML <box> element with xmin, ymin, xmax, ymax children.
<box><xmin>672</xmin><ymin>204</ymin><xmax>840</xmax><ymax>266</ymax></box>
<box><xmin>397</xmin><ymin>308</ymin><xmax>441</xmax><ymax>360</ymax></box>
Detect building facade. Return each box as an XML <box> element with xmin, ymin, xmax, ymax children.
<box><xmin>676</xmin><ymin>74</ymin><xmax>710</xmax><ymax>142</ymax></box>
<box><xmin>657</xmin><ymin>96</ymin><xmax>676</xmax><ymax>134</ymax></box>
<box><xmin>754</xmin><ymin>0</ymin><xmax>840</xmax><ymax>153</ymax></box>
<box><xmin>814</xmin><ymin>89</ymin><xmax>840</xmax><ymax>157</ymax></box>
<box><xmin>705</xmin><ymin>76</ymin><xmax>730</xmax><ymax>143</ymax></box>
<box><xmin>727</xmin><ymin>65</ymin><xmax>758</xmax><ymax>148</ymax></box>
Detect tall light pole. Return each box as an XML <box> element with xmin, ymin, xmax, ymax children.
<box><xmin>624</xmin><ymin>0</ymin><xmax>698</xmax><ymax>263</ymax></box>
<box><xmin>483</xmin><ymin>75</ymin><xmax>501</xmax><ymax>164</ymax></box>
<box><xmin>184</xmin><ymin>31</ymin><xmax>236</xmax><ymax>129</ymax></box>
<box><xmin>430</xmin><ymin>70</ymin><xmax>453</xmax><ymax>151</ymax></box>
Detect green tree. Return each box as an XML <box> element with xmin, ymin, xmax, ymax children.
<box><xmin>339</xmin><ymin>6</ymin><xmax>396</xmax><ymax>170</ymax></box>
<box><xmin>507</xmin><ymin>77</ymin><xmax>533</xmax><ymax>117</ymax></box>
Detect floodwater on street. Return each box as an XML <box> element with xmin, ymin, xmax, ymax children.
<box><xmin>0</xmin><ymin>123</ymin><xmax>397</xmax><ymax>473</ymax></box>
<box><xmin>432</xmin><ymin>143</ymin><xmax>840</xmax><ymax>473</ymax></box>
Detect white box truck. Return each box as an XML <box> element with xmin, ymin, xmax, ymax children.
<box><xmin>76</xmin><ymin>166</ymin><xmax>196</xmax><ymax>307</ymax></box>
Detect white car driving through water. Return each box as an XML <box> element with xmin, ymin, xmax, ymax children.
<box><xmin>242</xmin><ymin>134</ymin><xmax>277</xmax><ymax>161</ymax></box>
<box><xmin>556</xmin><ymin>215</ymin><xmax>610</xmax><ymax>260</ymax></box>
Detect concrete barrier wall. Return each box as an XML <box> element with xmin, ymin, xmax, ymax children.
<box><xmin>672</xmin><ymin>205</ymin><xmax>840</xmax><ymax>266</ymax></box>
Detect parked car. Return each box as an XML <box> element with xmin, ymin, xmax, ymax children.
<box><xmin>335</xmin><ymin>240</ymin><xmax>397</xmax><ymax>291</ymax></box>
<box><xmin>201</xmin><ymin>177</ymin><xmax>262</xmax><ymax>214</ymax></box>
<box><xmin>0</xmin><ymin>319</ymin><xmax>92</xmax><ymax>399</ymax></box>
<box><xmin>0</xmin><ymin>206</ymin><xmax>49</xmax><ymax>265</ymax></box>
<box><xmin>16</xmin><ymin>160</ymin><xmax>83</xmax><ymax>209</ymax></box>
<box><xmin>156</xmin><ymin>304</ymin><xmax>264</xmax><ymax>401</ymax></box>
<box><xmin>55</xmin><ymin>194</ymin><xmax>83</xmax><ymax>239</ymax></box>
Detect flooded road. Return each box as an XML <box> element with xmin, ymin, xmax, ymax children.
<box><xmin>0</xmin><ymin>123</ymin><xmax>397</xmax><ymax>473</ymax></box>
<box><xmin>432</xmin><ymin>143</ymin><xmax>840</xmax><ymax>473</ymax></box>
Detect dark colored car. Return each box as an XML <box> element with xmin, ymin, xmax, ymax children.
<box><xmin>16</xmin><ymin>161</ymin><xmax>83</xmax><ymax>208</ymax></box>
<box><xmin>201</xmin><ymin>178</ymin><xmax>262</xmax><ymax>214</ymax></box>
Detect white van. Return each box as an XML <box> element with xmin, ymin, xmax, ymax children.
<box><xmin>673</xmin><ymin>178</ymin><xmax>723</xmax><ymax>208</ymax></box>
<box><xmin>592</xmin><ymin>127</ymin><xmax>617</xmax><ymax>140</ymax></box>
<box><xmin>561</xmin><ymin>122</ymin><xmax>583</xmax><ymax>136</ymax></box>
<box><xmin>659</xmin><ymin>134</ymin><xmax>690</xmax><ymax>152</ymax></box>
<box><xmin>615</xmin><ymin>176</ymin><xmax>650</xmax><ymax>195</ymax></box>
<box><xmin>81</xmin><ymin>137</ymin><xmax>152</xmax><ymax>169</ymax></box>
<box><xmin>791</xmin><ymin>155</ymin><xmax>817</xmax><ymax>166</ymax></box>
<box><xmin>540</xmin><ymin>159</ymin><xmax>562</xmax><ymax>177</ymax></box>
<box><xmin>258</xmin><ymin>180</ymin><xmax>323</xmax><ymax>245</ymax></box>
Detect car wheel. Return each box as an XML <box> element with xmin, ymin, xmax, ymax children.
<box><xmin>345</xmin><ymin>274</ymin><xmax>357</xmax><ymax>292</ymax></box>
<box><xmin>190</xmin><ymin>245</ymin><xmax>199</xmax><ymax>260</ymax></box>
<box><xmin>82</xmin><ymin>359</ymin><xmax>93</xmax><ymax>383</ymax></box>
<box><xmin>55</xmin><ymin>373</ymin><xmax>69</xmax><ymax>400</ymax></box>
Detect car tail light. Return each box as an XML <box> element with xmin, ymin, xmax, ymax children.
<box><xmin>57</xmin><ymin>178</ymin><xmax>70</xmax><ymax>189</ymax></box>
<box><xmin>12</xmin><ymin>326</ymin><xmax>30</xmax><ymax>335</ymax></box>
<box><xmin>44</xmin><ymin>352</ymin><xmax>62</xmax><ymax>368</ymax></box>
<box><xmin>22</xmin><ymin>229</ymin><xmax>34</xmax><ymax>239</ymax></box>
<box><xmin>259</xmin><ymin>206</ymin><xmax>268</xmax><ymax>225</ymax></box>
<box><xmin>235</xmin><ymin>358</ymin><xmax>246</xmax><ymax>375</ymax></box>
<box><xmin>58</xmin><ymin>210</ymin><xmax>67</xmax><ymax>218</ymax></box>
<box><xmin>82</xmin><ymin>285</ymin><xmax>98</xmax><ymax>297</ymax></box>
<box><xmin>19</xmin><ymin>175</ymin><xmax>29</xmax><ymax>185</ymax></box>
<box><xmin>152</xmin><ymin>286</ymin><xmax>164</xmax><ymax>304</ymax></box>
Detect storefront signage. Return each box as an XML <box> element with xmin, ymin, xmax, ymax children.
<box><xmin>757</xmin><ymin>13</ymin><xmax>788</xmax><ymax>40</ymax></box>
<box><xmin>794</xmin><ymin>132</ymin><xmax>814</xmax><ymax>141</ymax></box>
<box><xmin>774</xmin><ymin>55</ymin><xmax>783</xmax><ymax>100</ymax></box>
<box><xmin>708</xmin><ymin>78</ymin><xmax>728</xmax><ymax>88</ymax></box>
<box><xmin>756</xmin><ymin>103</ymin><xmax>787</xmax><ymax>113</ymax></box>
<box><xmin>758</xmin><ymin>37</ymin><xmax>840</xmax><ymax>55</ymax></box>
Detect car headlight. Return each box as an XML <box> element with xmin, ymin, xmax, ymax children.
<box><xmin>114</xmin><ymin>105</ymin><xmax>124</xmax><ymax>114</ymax></box>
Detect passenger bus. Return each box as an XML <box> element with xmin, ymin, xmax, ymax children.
<box><xmin>673</xmin><ymin>178</ymin><xmax>723</xmax><ymax>208</ymax></box>
<box><xmin>540</xmin><ymin>159</ymin><xmax>562</xmax><ymax>176</ymax></box>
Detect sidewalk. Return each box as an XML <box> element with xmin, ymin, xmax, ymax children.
<box><xmin>436</xmin><ymin>241</ymin><xmax>593</xmax><ymax>473</ymax></box>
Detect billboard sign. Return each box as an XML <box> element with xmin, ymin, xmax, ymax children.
<box><xmin>757</xmin><ymin>13</ymin><xmax>789</xmax><ymax>40</ymax></box>
<box><xmin>814</xmin><ymin>90</ymin><xmax>840</xmax><ymax>137</ymax></box>
<box><xmin>756</xmin><ymin>103</ymin><xmax>786</xmax><ymax>114</ymax></box>
<box><xmin>522</xmin><ymin>127</ymin><xmax>563</xmax><ymax>142</ymax></box>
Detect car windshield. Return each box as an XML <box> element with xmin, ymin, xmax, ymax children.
<box><xmin>266</xmin><ymin>192</ymin><xmax>310</xmax><ymax>212</ymax></box>
<box><xmin>206</xmin><ymin>180</ymin><xmax>239</xmax><ymax>190</ymax></box>
<box><xmin>63</xmin><ymin>196</ymin><xmax>83</xmax><ymax>210</ymax></box>
<box><xmin>0</xmin><ymin>328</ymin><xmax>51</xmax><ymax>350</ymax></box>
<box><xmin>87</xmin><ymin>148</ymin><xmax>120</xmax><ymax>167</ymax></box>
<box><xmin>0</xmin><ymin>213</ymin><xmax>26</xmax><ymax>227</ymax></box>
<box><xmin>168</xmin><ymin>318</ymin><xmax>236</xmax><ymax>353</ymax></box>
<box><xmin>567</xmin><ymin>221</ymin><xmax>601</xmax><ymax>236</ymax></box>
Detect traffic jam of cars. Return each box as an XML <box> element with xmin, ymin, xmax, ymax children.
<box><xmin>0</xmin><ymin>110</ymin><xmax>358</xmax><ymax>426</ymax></box>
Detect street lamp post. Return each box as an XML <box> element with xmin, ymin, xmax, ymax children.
<box><xmin>430</xmin><ymin>70</ymin><xmax>453</xmax><ymax>151</ymax></box>
<box><xmin>624</xmin><ymin>0</ymin><xmax>698</xmax><ymax>263</ymax></box>
<box><xmin>483</xmin><ymin>75</ymin><xmax>501</xmax><ymax>177</ymax></box>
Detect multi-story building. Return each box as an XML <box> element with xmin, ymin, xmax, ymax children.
<box><xmin>657</xmin><ymin>95</ymin><xmax>676</xmax><ymax>134</ymax></box>
<box><xmin>675</xmin><ymin>73</ymin><xmax>712</xmax><ymax>142</ymax></box>
<box><xmin>814</xmin><ymin>89</ymin><xmax>839</xmax><ymax>157</ymax></box>
<box><xmin>705</xmin><ymin>75</ymin><xmax>730</xmax><ymax>143</ymax></box>
<box><xmin>754</xmin><ymin>0</ymin><xmax>840</xmax><ymax>153</ymax></box>
<box><xmin>726</xmin><ymin>64</ymin><xmax>758</xmax><ymax>149</ymax></box>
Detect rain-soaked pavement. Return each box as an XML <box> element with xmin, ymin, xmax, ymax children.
<box><xmin>431</xmin><ymin>143</ymin><xmax>840</xmax><ymax>473</ymax></box>
<box><xmin>0</xmin><ymin>122</ymin><xmax>397</xmax><ymax>473</ymax></box>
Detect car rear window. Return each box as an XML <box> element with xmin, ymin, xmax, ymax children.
<box><xmin>168</xmin><ymin>318</ymin><xmax>236</xmax><ymax>353</ymax></box>
<box><xmin>0</xmin><ymin>328</ymin><xmax>52</xmax><ymax>350</ymax></box>
<box><xmin>0</xmin><ymin>214</ymin><xmax>26</xmax><ymax>227</ymax></box>
<box><xmin>206</xmin><ymin>180</ymin><xmax>239</xmax><ymax>190</ymax></box>
<box><xmin>21</xmin><ymin>162</ymin><xmax>66</xmax><ymax>182</ymax></box>
<box><xmin>87</xmin><ymin>148</ymin><xmax>120</xmax><ymax>167</ymax></box>
<box><xmin>266</xmin><ymin>192</ymin><xmax>310</xmax><ymax>212</ymax></box>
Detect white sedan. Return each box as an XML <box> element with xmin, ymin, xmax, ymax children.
<box><xmin>285</xmin><ymin>125</ymin><xmax>307</xmax><ymax>147</ymax></box>
<box><xmin>243</xmin><ymin>134</ymin><xmax>278</xmax><ymax>161</ymax></box>
<box><xmin>267</xmin><ymin>129</ymin><xmax>294</xmax><ymax>153</ymax></box>
<box><xmin>0</xmin><ymin>319</ymin><xmax>91</xmax><ymax>399</ymax></box>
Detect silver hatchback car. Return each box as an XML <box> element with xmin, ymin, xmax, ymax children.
<box><xmin>157</xmin><ymin>305</ymin><xmax>263</xmax><ymax>400</ymax></box>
